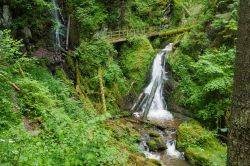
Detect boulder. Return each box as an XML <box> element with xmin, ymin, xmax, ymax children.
<box><xmin>1</xmin><ymin>5</ymin><xmax>12</xmax><ymax>27</ymax></box>
<box><xmin>147</xmin><ymin>137</ymin><xmax>167</xmax><ymax>151</ymax></box>
<box><xmin>148</xmin><ymin>129</ymin><xmax>160</xmax><ymax>137</ymax></box>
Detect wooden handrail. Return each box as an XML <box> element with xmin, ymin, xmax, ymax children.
<box><xmin>101</xmin><ymin>26</ymin><xmax>191</xmax><ymax>43</ymax></box>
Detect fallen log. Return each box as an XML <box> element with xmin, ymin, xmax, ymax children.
<box><xmin>131</xmin><ymin>93</ymin><xmax>145</xmax><ymax>111</ymax></box>
<box><xmin>159</xmin><ymin>27</ymin><xmax>191</xmax><ymax>37</ymax></box>
<box><xmin>142</xmin><ymin>78</ymin><xmax>159</xmax><ymax>121</ymax></box>
<box><xmin>137</xmin><ymin>94</ymin><xmax>149</xmax><ymax>112</ymax></box>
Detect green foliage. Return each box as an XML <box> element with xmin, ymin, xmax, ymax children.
<box><xmin>75</xmin><ymin>38</ymin><xmax>116</xmax><ymax>76</ymax></box>
<box><xmin>0</xmin><ymin>31</ymin><xmax>140</xmax><ymax>165</ymax></box>
<box><xmin>75</xmin><ymin>38</ymin><xmax>128</xmax><ymax>114</ymax></box>
<box><xmin>68</xmin><ymin>0</ymin><xmax>106</xmax><ymax>36</ymax></box>
<box><xmin>126</xmin><ymin>0</ymin><xmax>169</xmax><ymax>28</ymax></box>
<box><xmin>66</xmin><ymin>0</ymin><xmax>170</xmax><ymax>37</ymax></box>
<box><xmin>179</xmin><ymin>28</ymin><xmax>209</xmax><ymax>60</ymax></box>
<box><xmin>170</xmin><ymin>47</ymin><xmax>235</xmax><ymax>127</ymax></box>
<box><xmin>0</xmin><ymin>30</ymin><xmax>23</xmax><ymax>64</ymax></box>
<box><xmin>177</xmin><ymin>120</ymin><xmax>227</xmax><ymax>166</ymax></box>
<box><xmin>17</xmin><ymin>78</ymin><xmax>56</xmax><ymax>118</ymax></box>
<box><xmin>170</xmin><ymin>1</ymin><xmax>184</xmax><ymax>26</ymax></box>
<box><xmin>168</xmin><ymin>1</ymin><xmax>237</xmax><ymax>128</ymax></box>
<box><xmin>120</xmin><ymin>35</ymin><xmax>155</xmax><ymax>94</ymax></box>
<box><xmin>209</xmin><ymin>0</ymin><xmax>238</xmax><ymax>45</ymax></box>
<box><xmin>0</xmin><ymin>30</ymin><xmax>23</xmax><ymax>131</ymax></box>
<box><xmin>4</xmin><ymin>0</ymin><xmax>51</xmax><ymax>40</ymax></box>
<box><xmin>0</xmin><ymin>75</ymin><xmax>19</xmax><ymax>130</ymax></box>
<box><xmin>0</xmin><ymin>64</ymin><xmax>132</xmax><ymax>165</ymax></box>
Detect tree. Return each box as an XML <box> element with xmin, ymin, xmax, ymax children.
<box><xmin>227</xmin><ymin>0</ymin><xmax>250</xmax><ymax>165</ymax></box>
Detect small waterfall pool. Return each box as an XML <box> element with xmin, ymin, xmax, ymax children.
<box><xmin>133</xmin><ymin>44</ymin><xmax>190</xmax><ymax>166</ymax></box>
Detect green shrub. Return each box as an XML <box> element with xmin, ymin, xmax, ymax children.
<box><xmin>0</xmin><ymin>76</ymin><xmax>20</xmax><ymax>130</ymax></box>
<box><xmin>69</xmin><ymin>0</ymin><xmax>106</xmax><ymax>36</ymax></box>
<box><xmin>0</xmin><ymin>29</ymin><xmax>137</xmax><ymax>166</ymax></box>
<box><xmin>170</xmin><ymin>47</ymin><xmax>235</xmax><ymax>128</ymax></box>
<box><xmin>17</xmin><ymin>78</ymin><xmax>56</xmax><ymax>118</ymax></box>
<box><xmin>177</xmin><ymin>120</ymin><xmax>227</xmax><ymax>166</ymax></box>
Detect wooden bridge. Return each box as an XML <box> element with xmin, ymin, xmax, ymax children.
<box><xmin>99</xmin><ymin>26</ymin><xmax>192</xmax><ymax>43</ymax></box>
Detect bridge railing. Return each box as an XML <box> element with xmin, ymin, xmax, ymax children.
<box><xmin>108</xmin><ymin>26</ymin><xmax>161</xmax><ymax>39</ymax></box>
<box><xmin>101</xmin><ymin>26</ymin><xmax>165</xmax><ymax>41</ymax></box>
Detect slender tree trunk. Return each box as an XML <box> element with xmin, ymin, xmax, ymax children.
<box><xmin>98</xmin><ymin>66</ymin><xmax>107</xmax><ymax>114</ymax></box>
<box><xmin>227</xmin><ymin>0</ymin><xmax>250</xmax><ymax>165</ymax></box>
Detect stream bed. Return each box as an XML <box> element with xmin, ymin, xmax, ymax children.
<box><xmin>138</xmin><ymin>116</ymin><xmax>190</xmax><ymax>166</ymax></box>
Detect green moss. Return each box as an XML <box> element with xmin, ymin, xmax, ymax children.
<box><xmin>120</xmin><ymin>35</ymin><xmax>155</xmax><ymax>94</ymax></box>
<box><xmin>177</xmin><ymin>120</ymin><xmax>227</xmax><ymax>166</ymax></box>
<box><xmin>147</xmin><ymin>137</ymin><xmax>166</xmax><ymax>151</ymax></box>
<box><xmin>148</xmin><ymin>129</ymin><xmax>160</xmax><ymax>137</ymax></box>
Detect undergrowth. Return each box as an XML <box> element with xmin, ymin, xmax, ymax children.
<box><xmin>0</xmin><ymin>30</ymin><xmax>140</xmax><ymax>166</ymax></box>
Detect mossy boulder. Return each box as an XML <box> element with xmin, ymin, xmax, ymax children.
<box><xmin>120</xmin><ymin>35</ymin><xmax>155</xmax><ymax>94</ymax></box>
<box><xmin>177</xmin><ymin>120</ymin><xmax>227</xmax><ymax>166</ymax></box>
<box><xmin>129</xmin><ymin>153</ymin><xmax>158</xmax><ymax>166</ymax></box>
<box><xmin>147</xmin><ymin>137</ymin><xmax>166</xmax><ymax>151</ymax></box>
<box><xmin>148</xmin><ymin>129</ymin><xmax>160</xmax><ymax>137</ymax></box>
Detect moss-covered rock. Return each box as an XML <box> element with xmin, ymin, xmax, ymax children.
<box><xmin>148</xmin><ymin>129</ymin><xmax>160</xmax><ymax>137</ymax></box>
<box><xmin>147</xmin><ymin>137</ymin><xmax>166</xmax><ymax>151</ymax></box>
<box><xmin>177</xmin><ymin>120</ymin><xmax>227</xmax><ymax>166</ymax></box>
<box><xmin>129</xmin><ymin>154</ymin><xmax>158</xmax><ymax>166</ymax></box>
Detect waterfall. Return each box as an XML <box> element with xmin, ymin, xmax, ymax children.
<box><xmin>142</xmin><ymin>43</ymin><xmax>174</xmax><ymax>121</ymax></box>
<box><xmin>51</xmin><ymin>0</ymin><xmax>63</xmax><ymax>48</ymax></box>
<box><xmin>136</xmin><ymin>44</ymin><xmax>188</xmax><ymax>164</ymax></box>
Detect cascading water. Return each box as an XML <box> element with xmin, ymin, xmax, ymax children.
<box><xmin>51</xmin><ymin>0</ymin><xmax>63</xmax><ymax>48</ymax></box>
<box><xmin>142</xmin><ymin>44</ymin><xmax>174</xmax><ymax>121</ymax></box>
<box><xmin>134</xmin><ymin>44</ymin><xmax>189</xmax><ymax>165</ymax></box>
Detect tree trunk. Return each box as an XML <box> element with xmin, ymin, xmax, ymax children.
<box><xmin>227</xmin><ymin>0</ymin><xmax>250</xmax><ymax>165</ymax></box>
<box><xmin>98</xmin><ymin>66</ymin><xmax>107</xmax><ymax>114</ymax></box>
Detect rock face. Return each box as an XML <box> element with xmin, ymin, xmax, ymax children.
<box><xmin>147</xmin><ymin>137</ymin><xmax>167</xmax><ymax>151</ymax></box>
<box><xmin>0</xmin><ymin>5</ymin><xmax>12</xmax><ymax>27</ymax></box>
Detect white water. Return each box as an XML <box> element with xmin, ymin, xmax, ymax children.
<box><xmin>166</xmin><ymin>130</ymin><xmax>184</xmax><ymax>159</ymax></box>
<box><xmin>142</xmin><ymin>43</ymin><xmax>174</xmax><ymax>121</ymax></box>
<box><xmin>140</xmin><ymin>140</ymin><xmax>161</xmax><ymax>160</ymax></box>
<box><xmin>139</xmin><ymin>44</ymin><xmax>186</xmax><ymax>162</ymax></box>
<box><xmin>51</xmin><ymin>0</ymin><xmax>62</xmax><ymax>48</ymax></box>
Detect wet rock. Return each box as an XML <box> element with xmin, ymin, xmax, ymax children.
<box><xmin>22</xmin><ymin>27</ymin><xmax>32</xmax><ymax>39</ymax></box>
<box><xmin>147</xmin><ymin>137</ymin><xmax>167</xmax><ymax>151</ymax></box>
<box><xmin>148</xmin><ymin>129</ymin><xmax>160</xmax><ymax>137</ymax></box>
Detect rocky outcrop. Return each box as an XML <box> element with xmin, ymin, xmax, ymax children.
<box><xmin>0</xmin><ymin>5</ymin><xmax>12</xmax><ymax>27</ymax></box>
